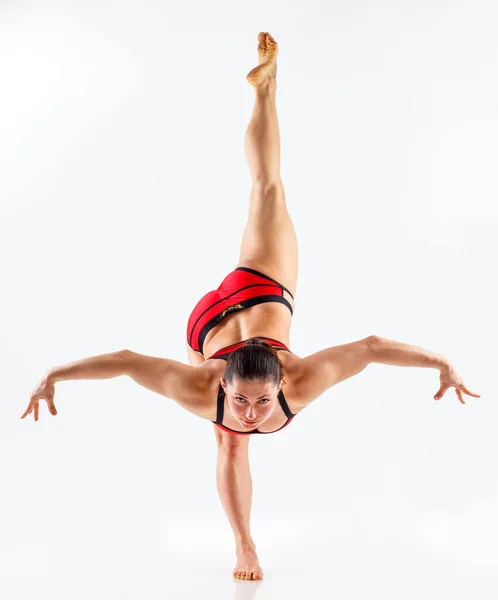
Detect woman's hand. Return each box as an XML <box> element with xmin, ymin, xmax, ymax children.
<box><xmin>434</xmin><ymin>362</ymin><xmax>481</xmax><ymax>404</ymax></box>
<box><xmin>21</xmin><ymin>373</ymin><xmax>57</xmax><ymax>421</ymax></box>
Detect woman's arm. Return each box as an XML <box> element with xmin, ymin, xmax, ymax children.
<box><xmin>370</xmin><ymin>335</ymin><xmax>480</xmax><ymax>403</ymax></box>
<box><xmin>48</xmin><ymin>349</ymin><xmax>129</xmax><ymax>382</ymax></box>
<box><xmin>368</xmin><ymin>335</ymin><xmax>448</xmax><ymax>370</ymax></box>
<box><xmin>49</xmin><ymin>349</ymin><xmax>209</xmax><ymax>408</ymax></box>
<box><xmin>23</xmin><ymin>349</ymin><xmax>212</xmax><ymax>422</ymax></box>
<box><xmin>121</xmin><ymin>349</ymin><xmax>210</xmax><ymax>416</ymax></box>
<box><xmin>23</xmin><ymin>350</ymin><xmax>131</xmax><ymax>421</ymax></box>
<box><xmin>294</xmin><ymin>335</ymin><xmax>479</xmax><ymax>410</ymax></box>
<box><xmin>294</xmin><ymin>336</ymin><xmax>374</xmax><ymax>408</ymax></box>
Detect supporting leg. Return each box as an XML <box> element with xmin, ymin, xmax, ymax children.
<box><xmin>216</xmin><ymin>446</ymin><xmax>255</xmax><ymax>548</ymax></box>
<box><xmin>214</xmin><ymin>426</ymin><xmax>264</xmax><ymax>580</ymax></box>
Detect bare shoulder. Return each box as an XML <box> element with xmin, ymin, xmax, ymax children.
<box><xmin>289</xmin><ymin>336</ymin><xmax>374</xmax><ymax>410</ymax></box>
<box><xmin>123</xmin><ymin>349</ymin><xmax>219</xmax><ymax>421</ymax></box>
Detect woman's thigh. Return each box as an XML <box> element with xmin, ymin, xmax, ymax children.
<box><xmin>237</xmin><ymin>182</ymin><xmax>298</xmax><ymax>298</ymax></box>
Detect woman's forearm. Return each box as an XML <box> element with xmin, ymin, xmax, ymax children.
<box><xmin>47</xmin><ymin>350</ymin><xmax>128</xmax><ymax>383</ymax></box>
<box><xmin>370</xmin><ymin>336</ymin><xmax>449</xmax><ymax>370</ymax></box>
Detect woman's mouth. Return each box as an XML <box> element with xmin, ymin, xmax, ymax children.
<box><xmin>242</xmin><ymin>419</ymin><xmax>258</xmax><ymax>426</ymax></box>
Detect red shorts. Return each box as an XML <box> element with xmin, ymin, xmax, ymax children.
<box><xmin>187</xmin><ymin>266</ymin><xmax>294</xmax><ymax>356</ymax></box>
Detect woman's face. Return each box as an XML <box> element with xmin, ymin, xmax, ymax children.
<box><xmin>221</xmin><ymin>377</ymin><xmax>282</xmax><ymax>429</ymax></box>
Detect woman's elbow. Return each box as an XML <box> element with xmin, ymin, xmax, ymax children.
<box><xmin>365</xmin><ymin>336</ymin><xmax>379</xmax><ymax>361</ymax></box>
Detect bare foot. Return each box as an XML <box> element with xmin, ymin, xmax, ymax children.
<box><xmin>233</xmin><ymin>545</ymin><xmax>264</xmax><ymax>580</ymax></box>
<box><xmin>246</xmin><ymin>31</ymin><xmax>278</xmax><ymax>89</ymax></box>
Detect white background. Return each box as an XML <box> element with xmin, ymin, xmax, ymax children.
<box><xmin>2</xmin><ymin>1</ymin><xmax>497</xmax><ymax>598</ymax></box>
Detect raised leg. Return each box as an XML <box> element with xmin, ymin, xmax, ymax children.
<box><xmin>237</xmin><ymin>32</ymin><xmax>298</xmax><ymax>299</ymax></box>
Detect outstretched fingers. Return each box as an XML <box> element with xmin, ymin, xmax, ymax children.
<box><xmin>434</xmin><ymin>384</ymin><xmax>481</xmax><ymax>404</ymax></box>
<box><xmin>21</xmin><ymin>389</ymin><xmax>57</xmax><ymax>421</ymax></box>
<box><xmin>462</xmin><ymin>386</ymin><xmax>481</xmax><ymax>397</ymax></box>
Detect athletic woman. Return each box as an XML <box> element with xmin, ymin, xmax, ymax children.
<box><xmin>22</xmin><ymin>32</ymin><xmax>480</xmax><ymax>581</ymax></box>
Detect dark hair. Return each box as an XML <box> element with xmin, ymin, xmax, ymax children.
<box><xmin>224</xmin><ymin>338</ymin><xmax>285</xmax><ymax>387</ymax></box>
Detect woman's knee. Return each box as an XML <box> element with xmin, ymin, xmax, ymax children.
<box><xmin>248</xmin><ymin>180</ymin><xmax>286</xmax><ymax>215</ymax></box>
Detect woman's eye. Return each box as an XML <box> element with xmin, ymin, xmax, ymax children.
<box><xmin>235</xmin><ymin>398</ymin><xmax>269</xmax><ymax>404</ymax></box>
<box><xmin>236</xmin><ymin>397</ymin><xmax>269</xmax><ymax>404</ymax></box>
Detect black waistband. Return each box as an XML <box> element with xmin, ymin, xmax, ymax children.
<box><xmin>199</xmin><ymin>295</ymin><xmax>293</xmax><ymax>355</ymax></box>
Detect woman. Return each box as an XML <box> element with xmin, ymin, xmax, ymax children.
<box><xmin>22</xmin><ymin>32</ymin><xmax>480</xmax><ymax>581</ymax></box>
